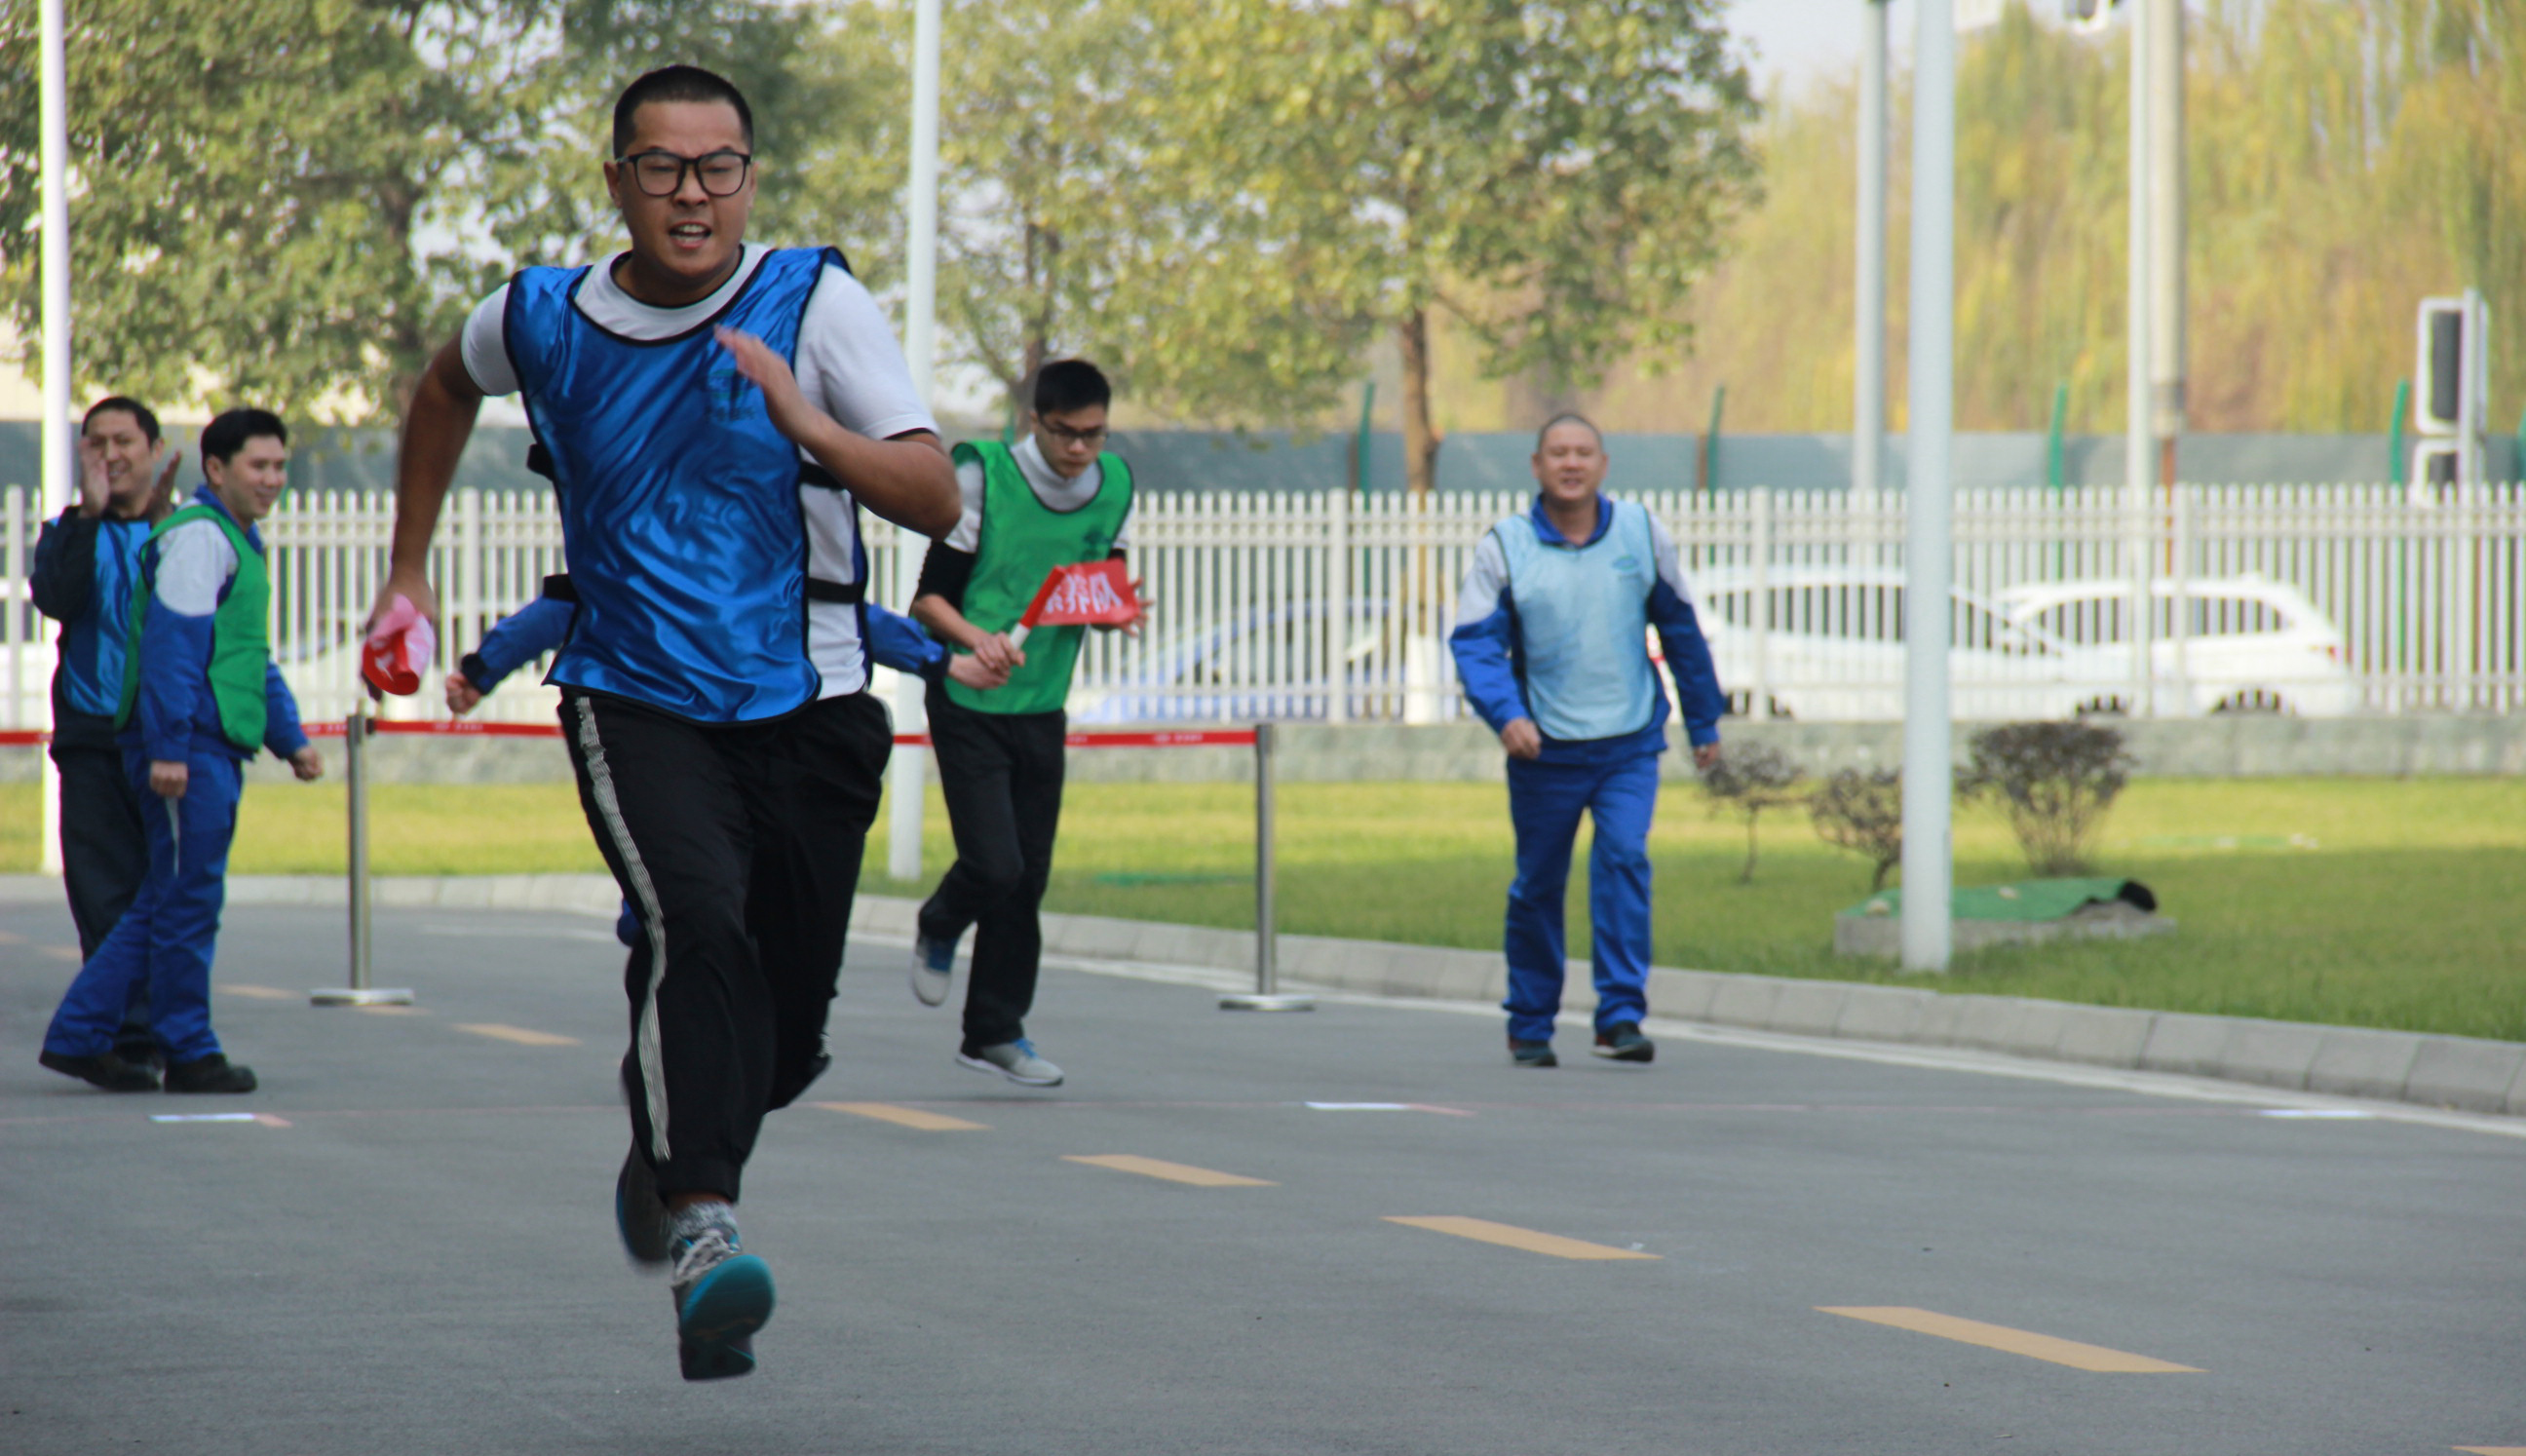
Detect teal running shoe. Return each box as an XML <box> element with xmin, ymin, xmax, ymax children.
<box><xmin>670</xmin><ymin>1221</ymin><xmax>775</xmax><ymax>1382</ymax></box>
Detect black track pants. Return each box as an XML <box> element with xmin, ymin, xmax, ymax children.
<box><xmin>52</xmin><ymin>738</ymin><xmax>153</xmax><ymax>1051</ymax></box>
<box><xmin>916</xmin><ymin>686</ymin><xmax>1065</xmax><ymax>1053</ymax></box>
<box><xmin>563</xmin><ymin>690</ymin><xmax>888</xmax><ymax>1203</ymax></box>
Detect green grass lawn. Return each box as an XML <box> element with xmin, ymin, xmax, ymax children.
<box><xmin>5</xmin><ymin>776</ymin><xmax>2518</xmax><ymax>1041</ymax></box>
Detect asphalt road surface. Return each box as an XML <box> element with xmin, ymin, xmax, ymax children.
<box><xmin>4</xmin><ymin>899</ymin><xmax>2520</xmax><ymax>1456</ymax></box>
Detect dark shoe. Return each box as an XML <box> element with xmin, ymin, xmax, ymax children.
<box><xmin>1590</xmin><ymin>1022</ymin><xmax>1656</xmax><ymax>1063</ymax></box>
<box><xmin>114</xmin><ymin>1040</ymin><xmax>166</xmax><ymax>1075</ymax></box>
<box><xmin>163</xmin><ymin>1054</ymin><xmax>257</xmax><ymax>1093</ymax></box>
<box><xmin>615</xmin><ymin>1144</ymin><xmax>674</xmax><ymax>1270</ymax></box>
<box><xmin>40</xmin><ymin>1049</ymin><xmax>161</xmax><ymax>1092</ymax></box>
<box><xmin>1508</xmin><ymin>1038</ymin><xmax>1558</xmax><ymax>1068</ymax></box>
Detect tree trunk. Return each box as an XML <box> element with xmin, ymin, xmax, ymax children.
<box><xmin>1397</xmin><ymin>307</ymin><xmax>1438</xmax><ymax>497</ymax></box>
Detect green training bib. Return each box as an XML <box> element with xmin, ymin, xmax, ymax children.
<box><xmin>944</xmin><ymin>440</ymin><xmax>1134</xmax><ymax>715</ymax></box>
<box><xmin>115</xmin><ymin>502</ymin><xmax>271</xmax><ymax>753</ymax></box>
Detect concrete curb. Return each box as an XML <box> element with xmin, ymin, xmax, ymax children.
<box><xmin>850</xmin><ymin>894</ymin><xmax>2526</xmax><ymax>1120</ymax></box>
<box><xmin>5</xmin><ymin>872</ymin><xmax>2515</xmax><ymax>1117</ymax></box>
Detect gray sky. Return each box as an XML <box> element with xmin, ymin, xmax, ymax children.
<box><xmin>1727</xmin><ymin>0</ymin><xmax>1921</xmax><ymax>99</ymax></box>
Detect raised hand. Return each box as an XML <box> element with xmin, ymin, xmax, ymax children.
<box><xmin>75</xmin><ymin>438</ymin><xmax>112</xmax><ymax>517</ymax></box>
<box><xmin>145</xmin><ymin>442</ymin><xmax>183</xmax><ymax>520</ymax></box>
<box><xmin>714</xmin><ymin>326</ymin><xmax>813</xmax><ymax>441</ymax></box>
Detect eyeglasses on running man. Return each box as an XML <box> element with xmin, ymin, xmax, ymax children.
<box><xmin>616</xmin><ymin>149</ymin><xmax>754</xmax><ymax>199</ymax></box>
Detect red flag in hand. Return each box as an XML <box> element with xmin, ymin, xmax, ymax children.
<box><xmin>362</xmin><ymin>594</ymin><xmax>438</xmax><ymax>697</ymax></box>
<box><xmin>1010</xmin><ymin>560</ymin><xmax>1140</xmax><ymax>645</ymax></box>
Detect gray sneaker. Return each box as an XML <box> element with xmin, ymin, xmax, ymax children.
<box><xmin>956</xmin><ymin>1038</ymin><xmax>1064</xmax><ymax>1088</ymax></box>
<box><xmin>909</xmin><ymin>933</ymin><xmax>957</xmax><ymax>1008</ymax></box>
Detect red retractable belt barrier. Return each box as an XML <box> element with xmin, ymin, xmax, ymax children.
<box><xmin>307</xmin><ymin>719</ymin><xmax>563</xmax><ymax>739</ymax></box>
<box><xmin>14</xmin><ymin>722</ymin><xmax>1262</xmax><ymax>749</ymax></box>
<box><xmin>294</xmin><ymin>720</ymin><xmax>1258</xmax><ymax>748</ymax></box>
<box><xmin>890</xmin><ymin>728</ymin><xmax>1259</xmax><ymax>749</ymax></box>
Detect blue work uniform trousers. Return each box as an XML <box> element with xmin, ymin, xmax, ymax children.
<box><xmin>43</xmin><ymin>745</ymin><xmax>243</xmax><ymax>1064</ymax></box>
<box><xmin>50</xmin><ymin>734</ymin><xmax>156</xmax><ymax>1054</ymax></box>
<box><xmin>1502</xmin><ymin>748</ymin><xmax>1661</xmax><ymax>1044</ymax></box>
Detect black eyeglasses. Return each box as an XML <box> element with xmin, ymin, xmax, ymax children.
<box><xmin>616</xmin><ymin>149</ymin><xmax>753</xmax><ymax>199</ymax></box>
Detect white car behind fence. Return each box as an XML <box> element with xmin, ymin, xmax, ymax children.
<box><xmin>1994</xmin><ymin>575</ymin><xmax>2359</xmax><ymax>717</ymax></box>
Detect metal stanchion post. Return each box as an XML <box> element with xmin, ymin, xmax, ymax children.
<box><xmin>1221</xmin><ymin>721</ymin><xmax>1312</xmax><ymax>1012</ymax></box>
<box><xmin>313</xmin><ymin>709</ymin><xmax>412</xmax><ymax>1007</ymax></box>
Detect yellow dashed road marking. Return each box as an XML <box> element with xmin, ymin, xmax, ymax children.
<box><xmin>0</xmin><ymin>930</ymin><xmax>25</xmax><ymax>944</ymax></box>
<box><xmin>452</xmin><ymin>1022</ymin><xmax>580</xmax><ymax>1047</ymax></box>
<box><xmin>38</xmin><ymin>945</ymin><xmax>81</xmax><ymax>963</ymax></box>
<box><xmin>815</xmin><ymin>1101</ymin><xmax>988</xmax><ymax>1131</ymax></box>
<box><xmin>220</xmin><ymin>984</ymin><xmax>296</xmax><ymax>1000</ymax></box>
<box><xmin>1385</xmin><ymin>1215</ymin><xmax>1658</xmax><ymax>1260</ymax></box>
<box><xmin>1064</xmin><ymin>1154</ymin><xmax>1274</xmax><ymax>1187</ymax></box>
<box><xmin>1818</xmin><ymin>1307</ymin><xmax>2201</xmax><ymax>1372</ymax></box>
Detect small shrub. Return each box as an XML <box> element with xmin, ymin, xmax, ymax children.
<box><xmin>1960</xmin><ymin>721</ymin><xmax>2135</xmax><ymax>876</ymax></box>
<box><xmin>1810</xmin><ymin>767</ymin><xmax>1903</xmax><ymax>891</ymax></box>
<box><xmin>1699</xmin><ymin>744</ymin><xmax>1805</xmax><ymax>883</ymax></box>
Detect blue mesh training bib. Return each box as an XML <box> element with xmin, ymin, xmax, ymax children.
<box><xmin>505</xmin><ymin>247</ymin><xmax>835</xmax><ymax>723</ymax></box>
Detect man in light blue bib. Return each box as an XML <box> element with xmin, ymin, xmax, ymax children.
<box><xmin>1450</xmin><ymin>415</ymin><xmax>1726</xmax><ymax>1067</ymax></box>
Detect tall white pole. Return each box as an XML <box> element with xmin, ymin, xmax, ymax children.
<box><xmin>1853</xmin><ymin>0</ymin><xmax>1889</xmax><ymax>506</ymax></box>
<box><xmin>2124</xmin><ymin>0</ymin><xmax>2155</xmax><ymax>717</ymax></box>
<box><xmin>888</xmin><ymin>0</ymin><xmax>943</xmax><ymax>884</ymax></box>
<box><xmin>2147</xmin><ymin>0</ymin><xmax>2184</xmax><ymax>465</ymax></box>
<box><xmin>1900</xmin><ymin>0</ymin><xmax>1957</xmax><ymax>972</ymax></box>
<box><xmin>37</xmin><ymin>0</ymin><xmax>71</xmax><ymax>878</ymax></box>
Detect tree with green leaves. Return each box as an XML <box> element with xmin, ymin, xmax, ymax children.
<box><xmin>0</xmin><ymin>1</ymin><xmax>553</xmax><ymax>418</ymax></box>
<box><xmin>1141</xmin><ymin>0</ymin><xmax>1759</xmax><ymax>490</ymax></box>
<box><xmin>935</xmin><ymin>1</ymin><xmax>1175</xmax><ymax>412</ymax></box>
<box><xmin>810</xmin><ymin>0</ymin><xmax>1206</xmax><ymax>421</ymax></box>
<box><xmin>1586</xmin><ymin>0</ymin><xmax>2526</xmax><ymax>437</ymax></box>
<box><xmin>0</xmin><ymin>0</ymin><xmax>882</xmax><ymax>423</ymax></box>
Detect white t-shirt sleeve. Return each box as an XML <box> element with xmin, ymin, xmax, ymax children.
<box><xmin>153</xmin><ymin>519</ymin><xmax>238</xmax><ymax>617</ymax></box>
<box><xmin>460</xmin><ymin>286</ymin><xmax>518</xmax><ymax>397</ymax></box>
<box><xmin>794</xmin><ymin>265</ymin><xmax>938</xmax><ymax>442</ymax></box>
<box><xmin>942</xmin><ymin>457</ymin><xmax>987</xmax><ymax>554</ymax></box>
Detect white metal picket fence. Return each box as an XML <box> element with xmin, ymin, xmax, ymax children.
<box><xmin>6</xmin><ymin>482</ymin><xmax>2521</xmax><ymax>731</ymax></box>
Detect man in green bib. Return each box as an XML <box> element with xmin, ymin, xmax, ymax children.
<box><xmin>42</xmin><ymin>408</ymin><xmax>325</xmax><ymax>1094</ymax></box>
<box><xmin>907</xmin><ymin>360</ymin><xmax>1138</xmax><ymax>1087</ymax></box>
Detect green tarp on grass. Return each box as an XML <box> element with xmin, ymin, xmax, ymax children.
<box><xmin>1846</xmin><ymin>878</ymin><xmax>2156</xmax><ymax>923</ymax></box>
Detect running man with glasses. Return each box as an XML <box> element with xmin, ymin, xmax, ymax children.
<box><xmin>374</xmin><ymin>64</ymin><xmax>961</xmax><ymax>1381</ymax></box>
<box><xmin>906</xmin><ymin>360</ymin><xmax>1141</xmax><ymax>1089</ymax></box>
